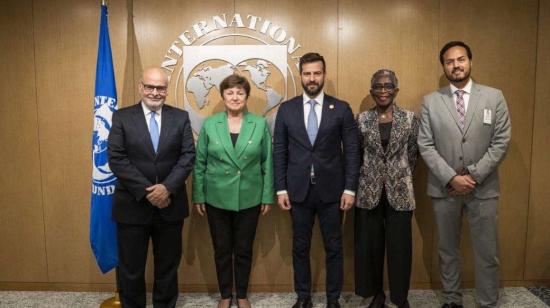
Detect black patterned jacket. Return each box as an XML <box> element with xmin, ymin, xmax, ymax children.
<box><xmin>355</xmin><ymin>105</ymin><xmax>419</xmax><ymax>211</ymax></box>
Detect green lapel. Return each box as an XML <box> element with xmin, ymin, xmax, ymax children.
<box><xmin>215</xmin><ymin>112</ymin><xmax>239</xmax><ymax>167</ymax></box>
<box><xmin>214</xmin><ymin>112</ymin><xmax>257</xmax><ymax>168</ymax></box>
<box><xmin>234</xmin><ymin>112</ymin><xmax>256</xmax><ymax>161</ymax></box>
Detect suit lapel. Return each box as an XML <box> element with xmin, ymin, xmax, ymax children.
<box><xmin>439</xmin><ymin>87</ymin><xmax>464</xmax><ymax>134</ymax></box>
<box><xmin>366</xmin><ymin>109</ymin><xmax>384</xmax><ymax>157</ymax></box>
<box><xmin>294</xmin><ymin>98</ymin><xmax>312</xmax><ymax>149</ymax></box>
<box><xmin>131</xmin><ymin>103</ymin><xmax>156</xmax><ymax>157</ymax></box>
<box><xmin>215</xmin><ymin>112</ymin><xmax>239</xmax><ymax>167</ymax></box>
<box><xmin>156</xmin><ymin>106</ymin><xmax>174</xmax><ymax>156</ymax></box>
<box><xmin>463</xmin><ymin>83</ymin><xmax>482</xmax><ymax>135</ymax></box>
<box><xmin>315</xmin><ymin>95</ymin><xmax>334</xmax><ymax>147</ymax></box>
<box><xmin>234</xmin><ymin>112</ymin><xmax>256</xmax><ymax>160</ymax></box>
<box><xmin>387</xmin><ymin>106</ymin><xmax>405</xmax><ymax>157</ymax></box>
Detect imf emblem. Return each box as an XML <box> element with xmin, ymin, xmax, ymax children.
<box><xmin>92</xmin><ymin>95</ymin><xmax>117</xmax><ymax>194</ymax></box>
<box><xmin>160</xmin><ymin>13</ymin><xmax>303</xmax><ymax>134</ymax></box>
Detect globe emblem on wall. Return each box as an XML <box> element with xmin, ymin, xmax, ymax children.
<box><xmin>185</xmin><ymin>59</ymin><xmax>285</xmax><ymax>127</ymax></box>
<box><xmin>92</xmin><ymin>96</ymin><xmax>117</xmax><ymax>185</ymax></box>
<box><xmin>174</xmin><ymin>45</ymin><xmax>296</xmax><ymax>134</ymax></box>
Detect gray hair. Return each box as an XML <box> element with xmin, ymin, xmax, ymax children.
<box><xmin>370</xmin><ymin>69</ymin><xmax>399</xmax><ymax>89</ymax></box>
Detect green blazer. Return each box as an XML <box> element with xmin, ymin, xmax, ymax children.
<box><xmin>192</xmin><ymin>111</ymin><xmax>274</xmax><ymax>211</ymax></box>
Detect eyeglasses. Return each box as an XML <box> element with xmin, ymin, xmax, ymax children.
<box><xmin>372</xmin><ymin>83</ymin><xmax>396</xmax><ymax>92</ymax></box>
<box><xmin>142</xmin><ymin>83</ymin><xmax>168</xmax><ymax>94</ymax></box>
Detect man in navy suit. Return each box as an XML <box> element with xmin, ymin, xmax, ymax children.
<box><xmin>108</xmin><ymin>67</ymin><xmax>195</xmax><ymax>308</ymax></box>
<box><xmin>273</xmin><ymin>53</ymin><xmax>360</xmax><ymax>308</ymax></box>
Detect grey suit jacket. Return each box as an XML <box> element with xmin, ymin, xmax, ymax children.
<box><xmin>417</xmin><ymin>82</ymin><xmax>511</xmax><ymax>199</ymax></box>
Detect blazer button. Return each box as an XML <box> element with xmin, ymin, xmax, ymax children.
<box><xmin>462</xmin><ymin>138</ymin><xmax>466</xmax><ymax>143</ymax></box>
<box><xmin>225</xmin><ymin>170</ymin><xmax>229</xmax><ymax>174</ymax></box>
<box><xmin>237</xmin><ymin>170</ymin><xmax>241</xmax><ymax>175</ymax></box>
<box><xmin>244</xmin><ymin>156</ymin><xmax>247</xmax><ymax>159</ymax></box>
<box><xmin>248</xmin><ymin>140</ymin><xmax>252</xmax><ymax>144</ymax></box>
<box><xmin>459</xmin><ymin>156</ymin><xmax>463</xmax><ymax>161</ymax></box>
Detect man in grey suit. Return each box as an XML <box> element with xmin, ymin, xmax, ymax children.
<box><xmin>418</xmin><ymin>41</ymin><xmax>511</xmax><ymax>308</ymax></box>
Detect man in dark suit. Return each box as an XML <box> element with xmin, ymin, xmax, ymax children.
<box><xmin>108</xmin><ymin>67</ymin><xmax>195</xmax><ymax>308</ymax></box>
<box><xmin>273</xmin><ymin>53</ymin><xmax>360</xmax><ymax>308</ymax></box>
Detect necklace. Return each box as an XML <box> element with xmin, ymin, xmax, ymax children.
<box><xmin>378</xmin><ymin>109</ymin><xmax>392</xmax><ymax>119</ymax></box>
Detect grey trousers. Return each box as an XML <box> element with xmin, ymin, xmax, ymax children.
<box><xmin>432</xmin><ymin>196</ymin><xmax>500</xmax><ymax>308</ymax></box>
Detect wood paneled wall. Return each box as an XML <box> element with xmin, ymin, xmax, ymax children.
<box><xmin>0</xmin><ymin>0</ymin><xmax>548</xmax><ymax>291</ymax></box>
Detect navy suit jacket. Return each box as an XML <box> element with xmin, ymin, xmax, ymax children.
<box><xmin>108</xmin><ymin>103</ymin><xmax>195</xmax><ymax>224</ymax></box>
<box><xmin>273</xmin><ymin>94</ymin><xmax>360</xmax><ymax>203</ymax></box>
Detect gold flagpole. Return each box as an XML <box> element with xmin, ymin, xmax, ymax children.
<box><xmin>98</xmin><ymin>0</ymin><xmax>119</xmax><ymax>306</ymax></box>
<box><xmin>100</xmin><ymin>293</ymin><xmax>120</xmax><ymax>308</ymax></box>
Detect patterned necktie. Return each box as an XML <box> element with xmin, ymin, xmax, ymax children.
<box><xmin>149</xmin><ymin>111</ymin><xmax>159</xmax><ymax>152</ymax></box>
<box><xmin>455</xmin><ymin>90</ymin><xmax>466</xmax><ymax>129</ymax></box>
<box><xmin>307</xmin><ymin>100</ymin><xmax>318</xmax><ymax>145</ymax></box>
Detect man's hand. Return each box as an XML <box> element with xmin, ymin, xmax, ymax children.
<box><xmin>277</xmin><ymin>194</ymin><xmax>291</xmax><ymax>210</ymax></box>
<box><xmin>146</xmin><ymin>184</ymin><xmax>171</xmax><ymax>208</ymax></box>
<box><xmin>340</xmin><ymin>193</ymin><xmax>355</xmax><ymax>211</ymax></box>
<box><xmin>260</xmin><ymin>204</ymin><xmax>271</xmax><ymax>215</ymax></box>
<box><xmin>194</xmin><ymin>203</ymin><xmax>206</xmax><ymax>216</ymax></box>
<box><xmin>448</xmin><ymin>175</ymin><xmax>476</xmax><ymax>195</ymax></box>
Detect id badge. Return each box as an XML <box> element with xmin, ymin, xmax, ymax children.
<box><xmin>483</xmin><ymin>108</ymin><xmax>492</xmax><ymax>125</ymax></box>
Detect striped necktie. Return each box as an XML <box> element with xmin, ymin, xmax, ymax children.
<box><xmin>455</xmin><ymin>90</ymin><xmax>466</xmax><ymax>129</ymax></box>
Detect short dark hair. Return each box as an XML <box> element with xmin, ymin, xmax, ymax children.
<box><xmin>219</xmin><ymin>74</ymin><xmax>251</xmax><ymax>98</ymax></box>
<box><xmin>299</xmin><ymin>52</ymin><xmax>326</xmax><ymax>73</ymax></box>
<box><xmin>439</xmin><ymin>41</ymin><xmax>473</xmax><ymax>64</ymax></box>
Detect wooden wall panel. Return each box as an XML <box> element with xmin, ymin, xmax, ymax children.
<box><xmin>437</xmin><ymin>0</ymin><xmax>538</xmax><ymax>282</ymax></box>
<box><xmin>32</xmin><ymin>0</ymin><xmax>131</xmax><ymax>283</ymax></box>
<box><xmin>526</xmin><ymin>0</ymin><xmax>550</xmax><ymax>280</ymax></box>
<box><xmin>1</xmin><ymin>0</ymin><xmax>549</xmax><ymax>291</ymax></box>
<box><xmin>0</xmin><ymin>0</ymin><xmax>48</xmax><ymax>282</ymax></box>
<box><xmin>338</xmin><ymin>0</ymin><xmax>440</xmax><ymax>285</ymax></box>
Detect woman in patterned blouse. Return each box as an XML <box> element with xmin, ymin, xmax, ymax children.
<box><xmin>354</xmin><ymin>69</ymin><xmax>419</xmax><ymax>308</ymax></box>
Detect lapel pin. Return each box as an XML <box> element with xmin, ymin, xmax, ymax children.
<box><xmin>329</xmin><ymin>104</ymin><xmax>334</xmax><ymax>109</ymax></box>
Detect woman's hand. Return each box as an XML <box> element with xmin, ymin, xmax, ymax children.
<box><xmin>260</xmin><ymin>204</ymin><xmax>271</xmax><ymax>216</ymax></box>
<box><xmin>194</xmin><ymin>203</ymin><xmax>206</xmax><ymax>216</ymax></box>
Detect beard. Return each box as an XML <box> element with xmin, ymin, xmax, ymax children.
<box><xmin>445</xmin><ymin>67</ymin><xmax>471</xmax><ymax>83</ymax></box>
<box><xmin>302</xmin><ymin>80</ymin><xmax>324</xmax><ymax>97</ymax></box>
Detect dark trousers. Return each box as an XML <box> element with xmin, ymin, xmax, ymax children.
<box><xmin>206</xmin><ymin>204</ymin><xmax>261</xmax><ymax>299</ymax></box>
<box><xmin>291</xmin><ymin>184</ymin><xmax>343</xmax><ymax>301</ymax></box>
<box><xmin>354</xmin><ymin>191</ymin><xmax>412</xmax><ymax>306</ymax></box>
<box><xmin>117</xmin><ymin>212</ymin><xmax>183</xmax><ymax>308</ymax></box>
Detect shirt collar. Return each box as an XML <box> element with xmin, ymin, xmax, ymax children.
<box><xmin>450</xmin><ymin>78</ymin><xmax>472</xmax><ymax>95</ymax></box>
<box><xmin>141</xmin><ymin>101</ymin><xmax>163</xmax><ymax>116</ymax></box>
<box><xmin>303</xmin><ymin>92</ymin><xmax>324</xmax><ymax>106</ymax></box>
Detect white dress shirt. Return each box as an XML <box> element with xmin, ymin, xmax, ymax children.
<box><xmin>450</xmin><ymin>78</ymin><xmax>473</xmax><ymax>112</ymax></box>
<box><xmin>142</xmin><ymin>102</ymin><xmax>162</xmax><ymax>134</ymax></box>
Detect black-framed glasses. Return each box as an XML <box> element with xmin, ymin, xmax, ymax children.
<box><xmin>372</xmin><ymin>83</ymin><xmax>396</xmax><ymax>92</ymax></box>
<box><xmin>142</xmin><ymin>83</ymin><xmax>168</xmax><ymax>94</ymax></box>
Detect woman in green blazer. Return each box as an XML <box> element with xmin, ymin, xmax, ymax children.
<box><xmin>192</xmin><ymin>74</ymin><xmax>274</xmax><ymax>308</ymax></box>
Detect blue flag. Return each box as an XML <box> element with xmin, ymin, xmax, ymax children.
<box><xmin>90</xmin><ymin>4</ymin><xmax>118</xmax><ymax>274</ymax></box>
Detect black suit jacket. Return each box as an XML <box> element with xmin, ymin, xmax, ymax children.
<box><xmin>108</xmin><ymin>103</ymin><xmax>195</xmax><ymax>224</ymax></box>
<box><xmin>273</xmin><ymin>94</ymin><xmax>360</xmax><ymax>203</ymax></box>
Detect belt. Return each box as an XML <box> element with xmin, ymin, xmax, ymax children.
<box><xmin>310</xmin><ymin>175</ymin><xmax>317</xmax><ymax>185</ymax></box>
